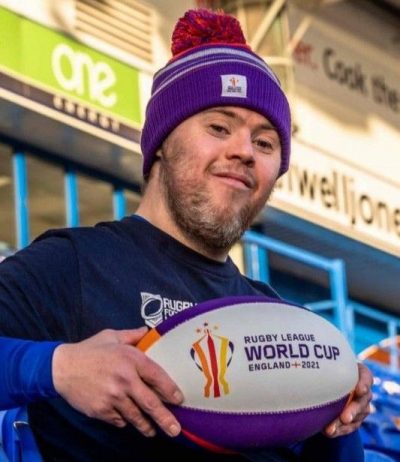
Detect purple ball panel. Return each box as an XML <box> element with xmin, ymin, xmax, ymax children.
<box><xmin>170</xmin><ymin>396</ymin><xmax>348</xmax><ymax>450</ymax></box>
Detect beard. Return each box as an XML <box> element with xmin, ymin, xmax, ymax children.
<box><xmin>159</xmin><ymin>147</ymin><xmax>273</xmax><ymax>255</ymax></box>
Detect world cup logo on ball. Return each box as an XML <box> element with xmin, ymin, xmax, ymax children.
<box><xmin>190</xmin><ymin>322</ymin><xmax>234</xmax><ymax>398</ymax></box>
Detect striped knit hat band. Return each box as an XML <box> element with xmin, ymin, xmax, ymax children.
<box><xmin>140</xmin><ymin>10</ymin><xmax>291</xmax><ymax>178</ymax></box>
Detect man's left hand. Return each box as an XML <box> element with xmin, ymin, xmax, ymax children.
<box><xmin>323</xmin><ymin>362</ymin><xmax>373</xmax><ymax>438</ymax></box>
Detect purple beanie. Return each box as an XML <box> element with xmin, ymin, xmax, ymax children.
<box><xmin>140</xmin><ymin>9</ymin><xmax>291</xmax><ymax>178</ymax></box>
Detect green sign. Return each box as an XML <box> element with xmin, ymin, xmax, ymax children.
<box><xmin>0</xmin><ymin>7</ymin><xmax>141</xmax><ymax>124</ymax></box>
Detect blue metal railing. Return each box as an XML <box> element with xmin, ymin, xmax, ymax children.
<box><xmin>242</xmin><ymin>230</ymin><xmax>400</xmax><ymax>370</ymax></box>
<box><xmin>12</xmin><ymin>152</ymin><xmax>30</xmax><ymax>249</ymax></box>
<box><xmin>65</xmin><ymin>168</ymin><xmax>80</xmax><ymax>228</ymax></box>
<box><xmin>349</xmin><ymin>301</ymin><xmax>400</xmax><ymax>372</ymax></box>
<box><xmin>9</xmin><ymin>148</ymin><xmax>130</xmax><ymax>248</ymax></box>
<box><xmin>113</xmin><ymin>187</ymin><xmax>126</xmax><ymax>220</ymax></box>
<box><xmin>243</xmin><ymin>230</ymin><xmax>352</xmax><ymax>338</ymax></box>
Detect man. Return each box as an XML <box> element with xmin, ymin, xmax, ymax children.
<box><xmin>0</xmin><ymin>9</ymin><xmax>371</xmax><ymax>462</ymax></box>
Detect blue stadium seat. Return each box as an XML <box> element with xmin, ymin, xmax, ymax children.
<box><xmin>0</xmin><ymin>446</ymin><xmax>9</xmax><ymax>462</ymax></box>
<box><xmin>365</xmin><ymin>449</ymin><xmax>397</xmax><ymax>462</ymax></box>
<box><xmin>361</xmin><ymin>361</ymin><xmax>400</xmax><ymax>462</ymax></box>
<box><xmin>0</xmin><ymin>407</ymin><xmax>43</xmax><ymax>462</ymax></box>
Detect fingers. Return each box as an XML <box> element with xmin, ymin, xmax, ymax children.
<box><xmin>91</xmin><ymin>401</ymin><xmax>156</xmax><ymax>437</ymax></box>
<box><xmin>78</xmin><ymin>327</ymin><xmax>149</xmax><ymax>349</ymax></box>
<box><xmin>113</xmin><ymin>397</ymin><xmax>156</xmax><ymax>436</ymax></box>
<box><xmin>340</xmin><ymin>389</ymin><xmax>372</xmax><ymax>423</ymax></box>
<box><xmin>137</xmin><ymin>354</ymin><xmax>184</xmax><ymax>405</ymax></box>
<box><xmin>107</xmin><ymin>411</ymin><xmax>128</xmax><ymax>429</ymax></box>
<box><xmin>127</xmin><ymin>351</ymin><xmax>184</xmax><ymax>437</ymax></box>
<box><xmin>324</xmin><ymin>396</ymin><xmax>371</xmax><ymax>438</ymax></box>
<box><xmin>91</xmin><ymin>338</ymin><xmax>184</xmax><ymax>438</ymax></box>
<box><xmin>354</xmin><ymin>362</ymin><xmax>373</xmax><ymax>396</ymax></box>
<box><xmin>79</xmin><ymin>351</ymin><xmax>183</xmax><ymax>438</ymax></box>
<box><xmin>324</xmin><ymin>418</ymin><xmax>363</xmax><ymax>438</ymax></box>
<box><xmin>124</xmin><ymin>381</ymin><xmax>181</xmax><ymax>437</ymax></box>
<box><xmin>109</xmin><ymin>380</ymin><xmax>181</xmax><ymax>438</ymax></box>
<box><xmin>324</xmin><ymin>397</ymin><xmax>372</xmax><ymax>437</ymax></box>
<box><xmin>53</xmin><ymin>328</ymin><xmax>184</xmax><ymax>438</ymax></box>
<box><xmin>115</xmin><ymin>327</ymin><xmax>149</xmax><ymax>346</ymax></box>
<box><xmin>324</xmin><ymin>362</ymin><xmax>373</xmax><ymax>438</ymax></box>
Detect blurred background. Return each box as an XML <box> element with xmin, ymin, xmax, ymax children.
<box><xmin>0</xmin><ymin>0</ymin><xmax>399</xmax><ymax>459</ymax></box>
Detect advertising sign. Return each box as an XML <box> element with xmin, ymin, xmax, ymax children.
<box><xmin>0</xmin><ymin>6</ymin><xmax>141</xmax><ymax>143</ymax></box>
<box><xmin>272</xmin><ymin>140</ymin><xmax>400</xmax><ymax>257</ymax></box>
<box><xmin>292</xmin><ymin>21</ymin><xmax>399</xmax><ymax>128</ymax></box>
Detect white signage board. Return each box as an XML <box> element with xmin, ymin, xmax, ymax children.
<box><xmin>291</xmin><ymin>18</ymin><xmax>400</xmax><ymax>128</ymax></box>
<box><xmin>271</xmin><ymin>140</ymin><xmax>400</xmax><ymax>257</ymax></box>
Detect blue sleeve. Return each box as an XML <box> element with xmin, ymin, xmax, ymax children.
<box><xmin>292</xmin><ymin>431</ymin><xmax>364</xmax><ymax>461</ymax></box>
<box><xmin>0</xmin><ymin>337</ymin><xmax>61</xmax><ymax>408</ymax></box>
<box><xmin>0</xmin><ymin>233</ymin><xmax>81</xmax><ymax>408</ymax></box>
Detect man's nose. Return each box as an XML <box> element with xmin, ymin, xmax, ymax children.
<box><xmin>226</xmin><ymin>133</ymin><xmax>255</xmax><ymax>166</ymax></box>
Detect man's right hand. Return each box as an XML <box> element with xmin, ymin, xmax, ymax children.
<box><xmin>52</xmin><ymin>328</ymin><xmax>184</xmax><ymax>438</ymax></box>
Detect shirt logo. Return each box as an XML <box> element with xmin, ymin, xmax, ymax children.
<box><xmin>140</xmin><ymin>292</ymin><xmax>193</xmax><ymax>328</ymax></box>
<box><xmin>191</xmin><ymin>322</ymin><xmax>234</xmax><ymax>398</ymax></box>
<box><xmin>221</xmin><ymin>74</ymin><xmax>247</xmax><ymax>98</ymax></box>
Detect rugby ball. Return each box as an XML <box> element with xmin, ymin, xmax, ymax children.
<box><xmin>137</xmin><ymin>296</ymin><xmax>358</xmax><ymax>452</ymax></box>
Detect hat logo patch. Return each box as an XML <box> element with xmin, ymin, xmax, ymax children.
<box><xmin>221</xmin><ymin>75</ymin><xmax>247</xmax><ymax>98</ymax></box>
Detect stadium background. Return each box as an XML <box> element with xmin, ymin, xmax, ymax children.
<box><xmin>0</xmin><ymin>0</ymin><xmax>399</xmax><ymax>459</ymax></box>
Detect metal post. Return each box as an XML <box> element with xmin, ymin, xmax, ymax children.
<box><xmin>244</xmin><ymin>243</ymin><xmax>260</xmax><ymax>280</ymax></box>
<box><xmin>345</xmin><ymin>302</ymin><xmax>355</xmax><ymax>352</ymax></box>
<box><xmin>329</xmin><ymin>259</ymin><xmax>351</xmax><ymax>343</ymax></box>
<box><xmin>258</xmin><ymin>246</ymin><xmax>270</xmax><ymax>284</ymax></box>
<box><xmin>113</xmin><ymin>187</ymin><xmax>126</xmax><ymax>220</ymax></box>
<box><xmin>388</xmin><ymin>321</ymin><xmax>398</xmax><ymax>372</ymax></box>
<box><xmin>64</xmin><ymin>169</ymin><xmax>79</xmax><ymax>227</ymax></box>
<box><xmin>250</xmin><ymin>0</ymin><xmax>287</xmax><ymax>51</ymax></box>
<box><xmin>12</xmin><ymin>152</ymin><xmax>30</xmax><ymax>248</ymax></box>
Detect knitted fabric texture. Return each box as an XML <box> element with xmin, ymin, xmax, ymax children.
<box><xmin>140</xmin><ymin>9</ymin><xmax>291</xmax><ymax>177</ymax></box>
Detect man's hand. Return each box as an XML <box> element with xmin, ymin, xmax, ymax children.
<box><xmin>52</xmin><ymin>328</ymin><xmax>184</xmax><ymax>438</ymax></box>
<box><xmin>324</xmin><ymin>362</ymin><xmax>373</xmax><ymax>438</ymax></box>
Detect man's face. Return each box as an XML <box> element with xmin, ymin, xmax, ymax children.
<box><xmin>158</xmin><ymin>106</ymin><xmax>282</xmax><ymax>254</ymax></box>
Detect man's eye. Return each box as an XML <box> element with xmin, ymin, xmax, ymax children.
<box><xmin>255</xmin><ymin>139</ymin><xmax>273</xmax><ymax>150</ymax></box>
<box><xmin>210</xmin><ymin>124</ymin><xmax>228</xmax><ymax>134</ymax></box>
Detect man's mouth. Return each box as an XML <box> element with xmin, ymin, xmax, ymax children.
<box><xmin>213</xmin><ymin>172</ymin><xmax>255</xmax><ymax>189</ymax></box>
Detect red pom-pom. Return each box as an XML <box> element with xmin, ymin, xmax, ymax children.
<box><xmin>171</xmin><ymin>9</ymin><xmax>248</xmax><ymax>57</ymax></box>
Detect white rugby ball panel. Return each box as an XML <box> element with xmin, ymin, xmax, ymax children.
<box><xmin>137</xmin><ymin>296</ymin><xmax>358</xmax><ymax>450</ymax></box>
<box><xmin>142</xmin><ymin>300</ymin><xmax>357</xmax><ymax>413</ymax></box>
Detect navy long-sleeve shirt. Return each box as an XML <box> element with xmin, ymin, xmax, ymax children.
<box><xmin>0</xmin><ymin>216</ymin><xmax>364</xmax><ymax>461</ymax></box>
